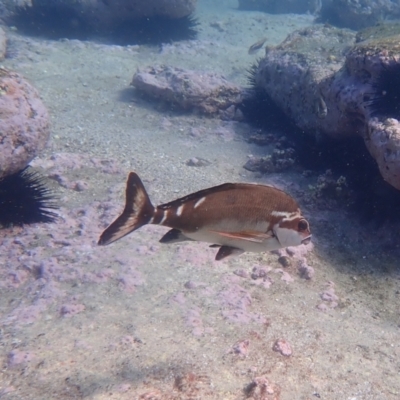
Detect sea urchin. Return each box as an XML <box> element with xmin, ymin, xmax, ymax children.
<box><xmin>364</xmin><ymin>63</ymin><xmax>400</xmax><ymax>119</ymax></box>
<box><xmin>0</xmin><ymin>167</ymin><xmax>58</xmax><ymax>227</ymax></box>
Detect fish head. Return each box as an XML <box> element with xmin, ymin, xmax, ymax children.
<box><xmin>273</xmin><ymin>213</ymin><xmax>311</xmax><ymax>248</ymax></box>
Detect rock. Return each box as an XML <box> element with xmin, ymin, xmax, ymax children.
<box><xmin>3</xmin><ymin>0</ymin><xmax>197</xmax><ymax>27</ymax></box>
<box><xmin>0</xmin><ymin>26</ymin><xmax>6</xmax><ymax>60</ymax></box>
<box><xmin>243</xmin><ymin>148</ymin><xmax>295</xmax><ymax>173</ymax></box>
<box><xmin>93</xmin><ymin>0</ymin><xmax>197</xmax><ymax>21</ymax></box>
<box><xmin>254</xmin><ymin>25</ymin><xmax>356</xmax><ymax>138</ymax></box>
<box><xmin>132</xmin><ymin>65</ymin><xmax>242</xmax><ymax>116</ymax></box>
<box><xmin>252</xmin><ymin>25</ymin><xmax>400</xmax><ymax>190</ymax></box>
<box><xmin>239</xmin><ymin>0</ymin><xmax>321</xmax><ymax>14</ymax></box>
<box><xmin>244</xmin><ymin>375</ymin><xmax>279</xmax><ymax>399</ymax></box>
<box><xmin>319</xmin><ymin>0</ymin><xmax>400</xmax><ymax>31</ymax></box>
<box><xmin>272</xmin><ymin>338</ymin><xmax>292</xmax><ymax>356</ymax></box>
<box><xmin>0</xmin><ymin>68</ymin><xmax>50</xmax><ymax>179</ymax></box>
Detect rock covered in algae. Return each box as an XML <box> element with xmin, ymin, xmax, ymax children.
<box><xmin>2</xmin><ymin>0</ymin><xmax>197</xmax><ymax>26</ymax></box>
<box><xmin>132</xmin><ymin>65</ymin><xmax>242</xmax><ymax>115</ymax></box>
<box><xmin>253</xmin><ymin>23</ymin><xmax>400</xmax><ymax>190</ymax></box>
<box><xmin>0</xmin><ymin>26</ymin><xmax>6</xmax><ymax>61</ymax></box>
<box><xmin>255</xmin><ymin>25</ymin><xmax>356</xmax><ymax>136</ymax></box>
<box><xmin>0</xmin><ymin>68</ymin><xmax>50</xmax><ymax>179</ymax></box>
<box><xmin>319</xmin><ymin>0</ymin><xmax>400</xmax><ymax>31</ymax></box>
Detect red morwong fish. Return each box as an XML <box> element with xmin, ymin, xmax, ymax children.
<box><xmin>98</xmin><ymin>172</ymin><xmax>311</xmax><ymax>260</ymax></box>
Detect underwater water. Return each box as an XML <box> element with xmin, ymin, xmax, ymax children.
<box><xmin>1</xmin><ymin>1</ymin><xmax>400</xmax><ymax>399</ymax></box>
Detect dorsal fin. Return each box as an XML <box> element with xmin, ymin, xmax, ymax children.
<box><xmin>158</xmin><ymin>183</ymin><xmax>237</xmax><ymax>210</ymax></box>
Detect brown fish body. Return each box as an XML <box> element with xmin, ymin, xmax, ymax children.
<box><xmin>98</xmin><ymin>172</ymin><xmax>311</xmax><ymax>260</ymax></box>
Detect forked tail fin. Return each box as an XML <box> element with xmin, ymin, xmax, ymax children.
<box><xmin>98</xmin><ymin>172</ymin><xmax>155</xmax><ymax>245</ymax></box>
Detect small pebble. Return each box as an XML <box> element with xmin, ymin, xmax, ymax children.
<box><xmin>272</xmin><ymin>338</ymin><xmax>292</xmax><ymax>356</ymax></box>
<box><xmin>278</xmin><ymin>255</ymin><xmax>291</xmax><ymax>267</ymax></box>
<box><xmin>186</xmin><ymin>157</ymin><xmax>211</xmax><ymax>167</ymax></box>
<box><xmin>184</xmin><ymin>280</ymin><xmax>197</xmax><ymax>289</ymax></box>
<box><xmin>251</xmin><ymin>266</ymin><xmax>270</xmax><ymax>279</ymax></box>
<box><xmin>233</xmin><ymin>269</ymin><xmax>250</xmax><ymax>278</ymax></box>
<box><xmin>232</xmin><ymin>339</ymin><xmax>250</xmax><ymax>357</ymax></box>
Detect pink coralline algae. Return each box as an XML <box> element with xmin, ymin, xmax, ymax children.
<box><xmin>218</xmin><ymin>278</ymin><xmax>267</xmax><ymax>324</ymax></box>
<box><xmin>231</xmin><ymin>339</ymin><xmax>250</xmax><ymax>358</ymax></box>
<box><xmin>0</xmin><ymin>152</ymin><xmax>152</xmax><ymax>331</ymax></box>
<box><xmin>185</xmin><ymin>308</ymin><xmax>205</xmax><ymax>336</ymax></box>
<box><xmin>0</xmin><ymin>200</ymin><xmax>144</xmax><ymax>326</ymax></box>
<box><xmin>272</xmin><ymin>338</ymin><xmax>292</xmax><ymax>357</ymax></box>
<box><xmin>250</xmin><ymin>265</ymin><xmax>273</xmax><ymax>289</ymax></box>
<box><xmin>7</xmin><ymin>349</ymin><xmax>35</xmax><ymax>368</ymax></box>
<box><xmin>60</xmin><ymin>303</ymin><xmax>86</xmax><ymax>317</ymax></box>
<box><xmin>170</xmin><ymin>292</ymin><xmax>186</xmax><ymax>305</ymax></box>
<box><xmin>317</xmin><ymin>281</ymin><xmax>340</xmax><ymax>311</ymax></box>
<box><xmin>297</xmin><ymin>259</ymin><xmax>315</xmax><ymax>280</ymax></box>
<box><xmin>251</xmin><ymin>265</ymin><xmax>271</xmax><ymax>280</ymax></box>
<box><xmin>245</xmin><ymin>375</ymin><xmax>280</xmax><ymax>400</ymax></box>
<box><xmin>286</xmin><ymin>241</ymin><xmax>313</xmax><ymax>258</ymax></box>
<box><xmin>273</xmin><ymin>268</ymin><xmax>294</xmax><ymax>283</ymax></box>
<box><xmin>118</xmin><ymin>267</ymin><xmax>145</xmax><ymax>293</ymax></box>
<box><xmin>233</xmin><ymin>269</ymin><xmax>250</xmax><ymax>279</ymax></box>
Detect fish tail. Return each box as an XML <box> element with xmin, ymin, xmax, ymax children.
<box><xmin>98</xmin><ymin>172</ymin><xmax>155</xmax><ymax>245</ymax></box>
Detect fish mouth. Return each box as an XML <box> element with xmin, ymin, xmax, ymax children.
<box><xmin>301</xmin><ymin>235</ymin><xmax>312</xmax><ymax>245</ymax></box>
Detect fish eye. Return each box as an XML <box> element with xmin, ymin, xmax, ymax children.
<box><xmin>298</xmin><ymin>219</ymin><xmax>309</xmax><ymax>232</ymax></box>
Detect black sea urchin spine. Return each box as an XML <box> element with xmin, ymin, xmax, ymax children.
<box><xmin>0</xmin><ymin>167</ymin><xmax>58</xmax><ymax>227</ymax></box>
<box><xmin>364</xmin><ymin>63</ymin><xmax>400</xmax><ymax>119</ymax></box>
<box><xmin>246</xmin><ymin>59</ymin><xmax>261</xmax><ymax>90</ymax></box>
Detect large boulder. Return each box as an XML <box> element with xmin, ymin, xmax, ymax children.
<box><xmin>2</xmin><ymin>0</ymin><xmax>197</xmax><ymax>28</ymax></box>
<box><xmin>319</xmin><ymin>0</ymin><xmax>400</xmax><ymax>30</ymax></box>
<box><xmin>254</xmin><ymin>26</ymin><xmax>356</xmax><ymax>137</ymax></box>
<box><xmin>132</xmin><ymin>65</ymin><xmax>242</xmax><ymax>116</ymax></box>
<box><xmin>252</xmin><ymin>24</ymin><xmax>400</xmax><ymax>191</ymax></box>
<box><xmin>0</xmin><ymin>68</ymin><xmax>50</xmax><ymax>179</ymax></box>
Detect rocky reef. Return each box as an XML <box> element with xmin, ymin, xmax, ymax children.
<box><xmin>251</xmin><ymin>24</ymin><xmax>400</xmax><ymax>191</ymax></box>
<box><xmin>318</xmin><ymin>0</ymin><xmax>400</xmax><ymax>30</ymax></box>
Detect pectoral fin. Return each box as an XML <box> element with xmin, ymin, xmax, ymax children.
<box><xmin>209</xmin><ymin>230</ymin><xmax>273</xmax><ymax>243</ymax></box>
<box><xmin>215</xmin><ymin>246</ymin><xmax>244</xmax><ymax>260</ymax></box>
<box><xmin>159</xmin><ymin>228</ymin><xmax>193</xmax><ymax>244</ymax></box>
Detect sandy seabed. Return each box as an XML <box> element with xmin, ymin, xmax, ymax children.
<box><xmin>1</xmin><ymin>1</ymin><xmax>400</xmax><ymax>399</ymax></box>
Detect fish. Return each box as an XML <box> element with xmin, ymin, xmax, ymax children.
<box><xmin>98</xmin><ymin>172</ymin><xmax>311</xmax><ymax>261</ymax></box>
<box><xmin>248</xmin><ymin>37</ymin><xmax>267</xmax><ymax>55</ymax></box>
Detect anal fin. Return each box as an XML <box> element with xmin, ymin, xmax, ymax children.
<box><xmin>215</xmin><ymin>246</ymin><xmax>244</xmax><ymax>261</ymax></box>
<box><xmin>159</xmin><ymin>228</ymin><xmax>193</xmax><ymax>244</ymax></box>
